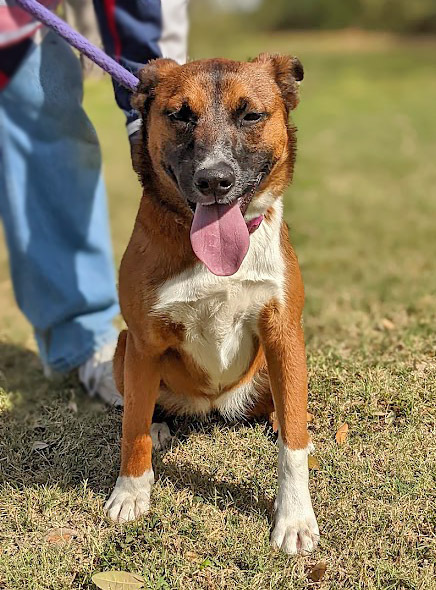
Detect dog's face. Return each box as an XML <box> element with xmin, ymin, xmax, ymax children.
<box><xmin>132</xmin><ymin>55</ymin><xmax>303</xmax><ymax>276</ymax></box>
<box><xmin>133</xmin><ymin>54</ymin><xmax>303</xmax><ymax>211</ymax></box>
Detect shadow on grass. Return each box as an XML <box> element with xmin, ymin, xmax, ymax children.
<box><xmin>0</xmin><ymin>340</ymin><xmax>274</xmax><ymax>518</ymax></box>
<box><xmin>0</xmin><ymin>339</ymin><xmax>45</xmax><ymax>395</ymax></box>
<box><xmin>155</xmin><ymin>455</ymin><xmax>274</xmax><ymax>517</ymax></box>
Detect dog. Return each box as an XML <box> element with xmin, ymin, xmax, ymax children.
<box><xmin>104</xmin><ymin>54</ymin><xmax>319</xmax><ymax>556</ymax></box>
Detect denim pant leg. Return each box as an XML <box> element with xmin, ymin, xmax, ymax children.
<box><xmin>0</xmin><ymin>31</ymin><xmax>119</xmax><ymax>372</ymax></box>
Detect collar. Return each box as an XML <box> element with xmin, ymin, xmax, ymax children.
<box><xmin>246</xmin><ymin>215</ymin><xmax>264</xmax><ymax>234</ymax></box>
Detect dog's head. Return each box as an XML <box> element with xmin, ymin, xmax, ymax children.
<box><xmin>132</xmin><ymin>54</ymin><xmax>303</xmax><ymax>276</ymax></box>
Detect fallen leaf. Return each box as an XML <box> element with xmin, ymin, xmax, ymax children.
<box><xmin>308</xmin><ymin>560</ymin><xmax>327</xmax><ymax>582</ymax></box>
<box><xmin>335</xmin><ymin>423</ymin><xmax>349</xmax><ymax>444</ymax></box>
<box><xmin>32</xmin><ymin>441</ymin><xmax>49</xmax><ymax>451</ymax></box>
<box><xmin>381</xmin><ymin>318</ymin><xmax>395</xmax><ymax>331</ymax></box>
<box><xmin>91</xmin><ymin>571</ymin><xmax>144</xmax><ymax>590</ymax></box>
<box><xmin>45</xmin><ymin>527</ymin><xmax>79</xmax><ymax>544</ymax></box>
<box><xmin>307</xmin><ymin>411</ymin><xmax>314</xmax><ymax>423</ymax></box>
<box><xmin>308</xmin><ymin>455</ymin><xmax>320</xmax><ymax>470</ymax></box>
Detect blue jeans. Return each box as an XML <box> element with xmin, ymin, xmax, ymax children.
<box><xmin>0</xmin><ymin>31</ymin><xmax>119</xmax><ymax>372</ymax></box>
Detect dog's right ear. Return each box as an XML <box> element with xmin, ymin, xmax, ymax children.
<box><xmin>131</xmin><ymin>58</ymin><xmax>179</xmax><ymax>115</ymax></box>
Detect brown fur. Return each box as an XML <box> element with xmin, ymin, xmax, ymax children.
<box><xmin>258</xmin><ymin>223</ymin><xmax>309</xmax><ymax>448</ymax></box>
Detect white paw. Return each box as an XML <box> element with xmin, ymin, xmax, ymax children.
<box><xmin>272</xmin><ymin>443</ymin><xmax>320</xmax><ymax>555</ymax></box>
<box><xmin>104</xmin><ymin>471</ymin><xmax>154</xmax><ymax>523</ymax></box>
<box><xmin>150</xmin><ymin>422</ymin><xmax>172</xmax><ymax>451</ymax></box>
<box><xmin>271</xmin><ymin>507</ymin><xmax>319</xmax><ymax>555</ymax></box>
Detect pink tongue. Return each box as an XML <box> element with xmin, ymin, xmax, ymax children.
<box><xmin>190</xmin><ymin>201</ymin><xmax>249</xmax><ymax>276</ymax></box>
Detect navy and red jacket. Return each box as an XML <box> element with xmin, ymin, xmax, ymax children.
<box><xmin>0</xmin><ymin>0</ymin><xmax>168</xmax><ymax>128</ymax></box>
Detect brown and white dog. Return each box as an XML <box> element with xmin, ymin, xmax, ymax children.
<box><xmin>104</xmin><ymin>54</ymin><xmax>319</xmax><ymax>556</ymax></box>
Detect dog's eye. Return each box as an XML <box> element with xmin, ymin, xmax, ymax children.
<box><xmin>241</xmin><ymin>112</ymin><xmax>265</xmax><ymax>126</ymax></box>
<box><xmin>167</xmin><ymin>104</ymin><xmax>196</xmax><ymax>125</ymax></box>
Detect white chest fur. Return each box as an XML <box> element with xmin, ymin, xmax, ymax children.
<box><xmin>152</xmin><ymin>199</ymin><xmax>285</xmax><ymax>392</ymax></box>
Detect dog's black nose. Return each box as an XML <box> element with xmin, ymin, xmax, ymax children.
<box><xmin>194</xmin><ymin>163</ymin><xmax>235</xmax><ymax>198</ymax></box>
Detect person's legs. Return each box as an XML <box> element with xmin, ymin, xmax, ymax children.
<box><xmin>0</xmin><ymin>31</ymin><xmax>119</xmax><ymax>375</ymax></box>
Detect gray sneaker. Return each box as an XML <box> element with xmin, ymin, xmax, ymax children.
<box><xmin>78</xmin><ymin>341</ymin><xmax>123</xmax><ymax>407</ymax></box>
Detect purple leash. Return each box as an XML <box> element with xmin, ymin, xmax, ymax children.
<box><xmin>15</xmin><ymin>0</ymin><xmax>140</xmax><ymax>92</ymax></box>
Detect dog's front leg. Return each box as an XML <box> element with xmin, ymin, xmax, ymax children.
<box><xmin>260</xmin><ymin>300</ymin><xmax>319</xmax><ymax>555</ymax></box>
<box><xmin>105</xmin><ymin>331</ymin><xmax>159</xmax><ymax>523</ymax></box>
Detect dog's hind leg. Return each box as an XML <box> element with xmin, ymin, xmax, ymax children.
<box><xmin>113</xmin><ymin>329</ymin><xmax>127</xmax><ymax>397</ymax></box>
<box><xmin>244</xmin><ymin>368</ymin><xmax>275</xmax><ymax>420</ymax></box>
<box><xmin>114</xmin><ymin>331</ymin><xmax>172</xmax><ymax>450</ymax></box>
<box><xmin>150</xmin><ymin>421</ymin><xmax>172</xmax><ymax>450</ymax></box>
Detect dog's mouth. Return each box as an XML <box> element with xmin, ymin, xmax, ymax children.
<box><xmin>189</xmin><ymin>169</ymin><xmax>270</xmax><ymax>277</ymax></box>
<box><xmin>165</xmin><ymin>164</ymin><xmax>270</xmax><ymax>277</ymax></box>
<box><xmin>186</xmin><ymin>199</ymin><xmax>196</xmax><ymax>213</ymax></box>
<box><xmin>238</xmin><ymin>166</ymin><xmax>269</xmax><ymax>215</ymax></box>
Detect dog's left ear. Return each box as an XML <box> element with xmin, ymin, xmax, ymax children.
<box><xmin>254</xmin><ymin>53</ymin><xmax>304</xmax><ymax>111</ymax></box>
<box><xmin>131</xmin><ymin>58</ymin><xmax>179</xmax><ymax>115</ymax></box>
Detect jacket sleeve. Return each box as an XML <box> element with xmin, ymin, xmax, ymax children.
<box><xmin>93</xmin><ymin>0</ymin><xmax>188</xmax><ymax>135</ymax></box>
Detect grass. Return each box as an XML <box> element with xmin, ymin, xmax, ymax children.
<box><xmin>1</xmin><ymin>28</ymin><xmax>436</xmax><ymax>589</ymax></box>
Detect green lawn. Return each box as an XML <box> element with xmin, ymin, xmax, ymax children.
<box><xmin>1</xmin><ymin>30</ymin><xmax>435</xmax><ymax>589</ymax></box>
